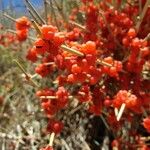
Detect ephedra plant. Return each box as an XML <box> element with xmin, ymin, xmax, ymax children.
<box><xmin>2</xmin><ymin>0</ymin><xmax>150</xmax><ymax>149</ymax></box>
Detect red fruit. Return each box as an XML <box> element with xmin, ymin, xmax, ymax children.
<box><xmin>47</xmin><ymin>120</ymin><xmax>64</xmax><ymax>134</ymax></box>
<box><xmin>113</xmin><ymin>90</ymin><xmax>128</xmax><ymax>108</ymax></box>
<box><xmin>81</xmin><ymin>41</ymin><xmax>96</xmax><ymax>55</ymax></box>
<box><xmin>88</xmin><ymin>104</ymin><xmax>102</xmax><ymax>115</ymax></box>
<box><xmin>35</xmin><ymin>64</ymin><xmax>49</xmax><ymax>77</ymax></box>
<box><xmin>104</xmin><ymin>99</ymin><xmax>112</xmax><ymax>107</ymax></box>
<box><xmin>122</xmin><ymin>37</ymin><xmax>129</xmax><ymax>46</ymax></box>
<box><xmin>142</xmin><ymin>117</ymin><xmax>150</xmax><ymax>133</ymax></box>
<box><xmin>53</xmin><ymin>32</ymin><xmax>65</xmax><ymax>46</ymax></box>
<box><xmin>103</xmin><ymin>57</ymin><xmax>113</xmax><ymax>64</ymax></box>
<box><xmin>111</xmin><ymin>139</ymin><xmax>120</xmax><ymax>148</ymax></box>
<box><xmin>127</xmin><ymin>28</ymin><xmax>136</xmax><ymax>38</ymax></box>
<box><xmin>16</xmin><ymin>16</ymin><xmax>30</xmax><ymax>30</ymax></box>
<box><xmin>34</xmin><ymin>38</ymin><xmax>49</xmax><ymax>54</ymax></box>
<box><xmin>131</xmin><ymin>38</ymin><xmax>141</xmax><ymax>47</ymax></box>
<box><xmin>56</xmin><ymin>87</ymin><xmax>69</xmax><ymax>108</ymax></box>
<box><xmin>77</xmin><ymin>85</ymin><xmax>92</xmax><ymax>102</ymax></box>
<box><xmin>125</xmin><ymin>94</ymin><xmax>137</xmax><ymax>109</ymax></box>
<box><xmin>141</xmin><ymin>47</ymin><xmax>150</xmax><ymax>58</ymax></box>
<box><xmin>26</xmin><ymin>48</ymin><xmax>37</xmax><ymax>62</ymax></box>
<box><xmin>16</xmin><ymin>29</ymin><xmax>28</xmax><ymax>41</ymax></box>
<box><xmin>41</xmin><ymin>100</ymin><xmax>51</xmax><ymax>109</ymax></box>
<box><xmin>41</xmin><ymin>25</ymin><xmax>57</xmax><ymax>40</ymax></box>
<box><xmin>67</xmin><ymin>74</ymin><xmax>75</xmax><ymax>83</ymax></box>
<box><xmin>36</xmin><ymin>90</ymin><xmax>43</xmax><ymax>97</ymax></box>
<box><xmin>71</xmin><ymin>64</ymin><xmax>82</xmax><ymax>74</ymax></box>
<box><xmin>109</xmin><ymin>67</ymin><xmax>117</xmax><ymax>77</ymax></box>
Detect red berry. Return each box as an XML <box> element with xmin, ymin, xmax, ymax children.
<box><xmin>127</xmin><ymin>28</ymin><xmax>136</xmax><ymax>38</ymax></box>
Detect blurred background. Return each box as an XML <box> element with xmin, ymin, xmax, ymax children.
<box><xmin>0</xmin><ymin>0</ymin><xmax>42</xmax><ymax>12</ymax></box>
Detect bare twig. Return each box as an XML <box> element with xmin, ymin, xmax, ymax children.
<box><xmin>31</xmin><ymin>20</ymin><xmax>42</xmax><ymax>37</ymax></box>
<box><xmin>24</xmin><ymin>0</ymin><xmax>45</xmax><ymax>24</ymax></box>
<box><xmin>3</xmin><ymin>13</ymin><xmax>16</xmax><ymax>22</ymax></box>
<box><xmin>61</xmin><ymin>45</ymin><xmax>84</xmax><ymax>57</ymax></box>
<box><xmin>44</xmin><ymin>0</ymin><xmax>48</xmax><ymax>23</ymax></box>
<box><xmin>69</xmin><ymin>20</ymin><xmax>86</xmax><ymax>31</ymax></box>
<box><xmin>136</xmin><ymin>0</ymin><xmax>150</xmax><ymax>32</ymax></box>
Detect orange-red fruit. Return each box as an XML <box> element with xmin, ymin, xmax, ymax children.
<box><xmin>41</xmin><ymin>25</ymin><xmax>57</xmax><ymax>40</ymax></box>
<box><xmin>26</xmin><ymin>48</ymin><xmax>37</xmax><ymax>62</ymax></box>
<box><xmin>127</xmin><ymin>28</ymin><xmax>136</xmax><ymax>38</ymax></box>
<box><xmin>34</xmin><ymin>38</ymin><xmax>49</xmax><ymax>54</ymax></box>
<box><xmin>81</xmin><ymin>41</ymin><xmax>96</xmax><ymax>55</ymax></box>
<box><xmin>142</xmin><ymin>117</ymin><xmax>150</xmax><ymax>133</ymax></box>
<box><xmin>16</xmin><ymin>29</ymin><xmax>28</xmax><ymax>41</ymax></box>
<box><xmin>71</xmin><ymin>64</ymin><xmax>82</xmax><ymax>74</ymax></box>
<box><xmin>104</xmin><ymin>99</ymin><xmax>112</xmax><ymax>107</ymax></box>
<box><xmin>16</xmin><ymin>16</ymin><xmax>30</xmax><ymax>30</ymax></box>
<box><xmin>47</xmin><ymin>120</ymin><xmax>64</xmax><ymax>134</ymax></box>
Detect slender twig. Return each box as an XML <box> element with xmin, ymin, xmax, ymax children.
<box><xmin>141</xmin><ymin>106</ymin><xmax>148</xmax><ymax>117</ymax></box>
<box><xmin>144</xmin><ymin>33</ymin><xmax>150</xmax><ymax>41</ymax></box>
<box><xmin>40</xmin><ymin>95</ymin><xmax>73</xmax><ymax>99</ymax></box>
<box><xmin>3</xmin><ymin>13</ymin><xmax>16</xmax><ymax>22</ymax></box>
<box><xmin>44</xmin><ymin>0</ymin><xmax>48</xmax><ymax>23</ymax></box>
<box><xmin>13</xmin><ymin>59</ymin><xmax>39</xmax><ymax>87</ymax></box>
<box><xmin>97</xmin><ymin>59</ymin><xmax>112</xmax><ymax>67</ymax></box>
<box><xmin>49</xmin><ymin>0</ymin><xmax>60</xmax><ymax>31</ymax></box>
<box><xmin>40</xmin><ymin>96</ymin><xmax>57</xmax><ymax>99</ymax></box>
<box><xmin>24</xmin><ymin>0</ymin><xmax>45</xmax><ymax>24</ymax></box>
<box><xmin>114</xmin><ymin>108</ymin><xmax>118</xmax><ymax>117</ymax></box>
<box><xmin>100</xmin><ymin>115</ymin><xmax>111</xmax><ymax>131</ymax></box>
<box><xmin>31</xmin><ymin>20</ymin><xmax>42</xmax><ymax>37</ymax></box>
<box><xmin>136</xmin><ymin>0</ymin><xmax>150</xmax><ymax>32</ymax></box>
<box><xmin>61</xmin><ymin>139</ymin><xmax>71</xmax><ymax>150</ymax></box>
<box><xmin>116</xmin><ymin>103</ymin><xmax>126</xmax><ymax>121</ymax></box>
<box><xmin>27</xmin><ymin>7</ymin><xmax>41</xmax><ymax>25</ymax></box>
<box><xmin>78</xmin><ymin>134</ymin><xmax>91</xmax><ymax>150</ymax></box>
<box><xmin>139</xmin><ymin>0</ymin><xmax>142</xmax><ymax>15</ymax></box>
<box><xmin>61</xmin><ymin>45</ymin><xmax>84</xmax><ymax>57</ymax></box>
<box><xmin>13</xmin><ymin>60</ymin><xmax>30</xmax><ymax>77</ymax></box>
<box><xmin>53</xmin><ymin>0</ymin><xmax>67</xmax><ymax>23</ymax></box>
<box><xmin>44</xmin><ymin>62</ymin><xmax>55</xmax><ymax>66</ymax></box>
<box><xmin>49</xmin><ymin>132</ymin><xmax>55</xmax><ymax>147</ymax></box>
<box><xmin>69</xmin><ymin>21</ymin><xmax>86</xmax><ymax>31</ymax></box>
<box><xmin>69</xmin><ymin>104</ymin><xmax>84</xmax><ymax>115</ymax></box>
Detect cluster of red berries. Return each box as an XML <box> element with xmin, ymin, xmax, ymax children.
<box><xmin>0</xmin><ymin>24</ymin><xmax>16</xmax><ymax>47</ymax></box>
<box><xmin>101</xmin><ymin>57</ymin><xmax>122</xmax><ymax>78</ymax></box>
<box><xmin>143</xmin><ymin>117</ymin><xmax>150</xmax><ymax>133</ymax></box>
<box><xmin>36</xmin><ymin>87</ymin><xmax>69</xmax><ymax>119</ymax></box>
<box><xmin>15</xmin><ymin>16</ymin><xmax>31</xmax><ymax>41</ymax></box>
<box><xmin>8</xmin><ymin>0</ymin><xmax>150</xmax><ymax>149</ymax></box>
<box><xmin>113</xmin><ymin>90</ymin><xmax>139</xmax><ymax>111</ymax></box>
